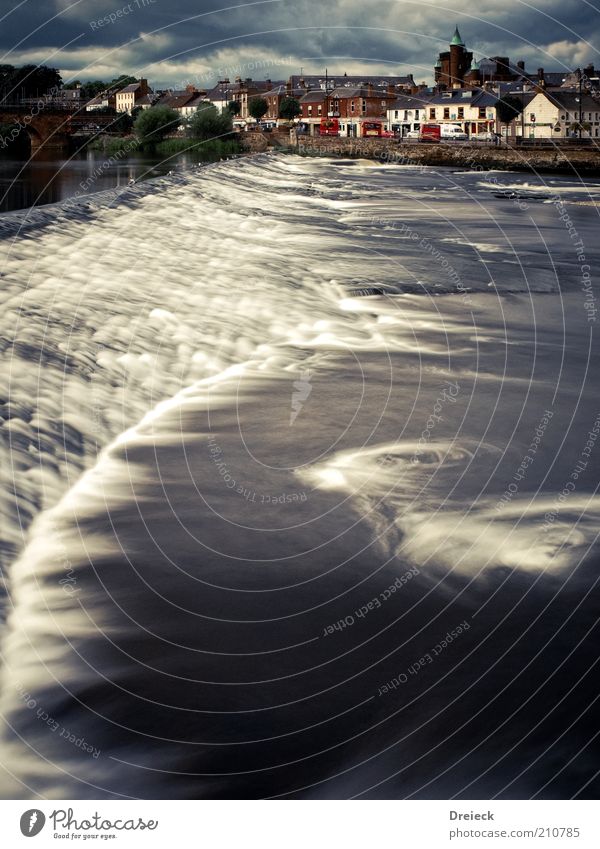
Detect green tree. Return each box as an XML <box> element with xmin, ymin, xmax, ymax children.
<box><xmin>248</xmin><ymin>96</ymin><xmax>268</xmax><ymax>122</ymax></box>
<box><xmin>6</xmin><ymin>64</ymin><xmax>62</xmax><ymax>100</ymax></box>
<box><xmin>495</xmin><ymin>95</ymin><xmax>523</xmax><ymax>137</ymax></box>
<box><xmin>134</xmin><ymin>106</ymin><xmax>180</xmax><ymax>145</ymax></box>
<box><xmin>111</xmin><ymin>75</ymin><xmax>137</xmax><ymax>88</ymax></box>
<box><xmin>80</xmin><ymin>80</ymin><xmax>108</xmax><ymax>99</ymax></box>
<box><xmin>189</xmin><ymin>103</ymin><xmax>233</xmax><ymax>141</ymax></box>
<box><xmin>111</xmin><ymin>111</ymin><xmax>134</xmax><ymax>134</ymax></box>
<box><xmin>279</xmin><ymin>97</ymin><xmax>301</xmax><ymax>121</ymax></box>
<box><xmin>227</xmin><ymin>100</ymin><xmax>241</xmax><ymax>115</ymax></box>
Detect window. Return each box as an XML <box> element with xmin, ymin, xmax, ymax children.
<box><xmin>361</xmin><ymin>99</ymin><xmax>367</xmax><ymax>113</ymax></box>
<box><xmin>458</xmin><ymin>107</ymin><xmax>464</xmax><ymax>119</ymax></box>
<box><xmin>479</xmin><ymin>107</ymin><xmax>486</xmax><ymax>119</ymax></box>
<box><xmin>429</xmin><ymin>108</ymin><xmax>436</xmax><ymax>119</ymax></box>
<box><xmin>317</xmin><ymin>105</ymin><xmax>322</xmax><ymax>115</ymax></box>
<box><xmin>350</xmin><ymin>100</ymin><xmax>355</xmax><ymax>112</ymax></box>
<box><xmin>394</xmin><ymin>110</ymin><xmax>399</xmax><ymax>119</ymax></box>
<box><xmin>415</xmin><ymin>109</ymin><xmax>419</xmax><ymax>119</ymax></box>
<box><xmin>443</xmin><ymin>107</ymin><xmax>450</xmax><ymax>119</ymax></box>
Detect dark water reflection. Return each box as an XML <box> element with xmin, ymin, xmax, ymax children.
<box><xmin>0</xmin><ymin>148</ymin><xmax>207</xmax><ymax>212</ymax></box>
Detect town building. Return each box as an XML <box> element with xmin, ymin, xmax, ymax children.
<box><xmin>263</xmin><ymin>83</ymin><xmax>305</xmax><ymax>122</ymax></box>
<box><xmin>115</xmin><ymin>79</ymin><xmax>150</xmax><ymax>114</ymax></box>
<box><xmin>288</xmin><ymin>73</ymin><xmax>418</xmax><ymax>94</ymax></box>
<box><xmin>85</xmin><ymin>90</ymin><xmax>117</xmax><ymax>111</ymax></box>
<box><xmin>424</xmin><ymin>88</ymin><xmax>499</xmax><ymax>135</ymax></box>
<box><xmin>386</xmin><ymin>94</ymin><xmax>433</xmax><ymax>136</ymax></box>
<box><xmin>516</xmin><ymin>90</ymin><xmax>600</xmax><ymax>138</ymax></box>
<box><xmin>299</xmin><ymin>84</ymin><xmax>397</xmax><ymax>135</ymax></box>
<box><xmin>155</xmin><ymin>86</ymin><xmax>208</xmax><ymax>117</ymax></box>
<box><xmin>434</xmin><ymin>28</ymin><xmax>474</xmax><ymax>89</ymax></box>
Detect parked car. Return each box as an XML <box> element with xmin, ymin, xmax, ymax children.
<box><xmin>381</xmin><ymin>129</ymin><xmax>395</xmax><ymax>138</ymax></box>
<box><xmin>420</xmin><ymin>123</ymin><xmax>468</xmax><ymax>142</ymax></box>
<box><xmin>471</xmin><ymin>130</ymin><xmax>500</xmax><ymax>144</ymax></box>
<box><xmin>404</xmin><ymin>129</ymin><xmax>420</xmax><ymax>139</ymax></box>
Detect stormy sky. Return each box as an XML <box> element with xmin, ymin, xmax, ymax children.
<box><xmin>0</xmin><ymin>0</ymin><xmax>597</xmax><ymax>88</ymax></box>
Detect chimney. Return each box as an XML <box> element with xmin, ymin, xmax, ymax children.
<box><xmin>537</xmin><ymin>67</ymin><xmax>545</xmax><ymax>88</ymax></box>
<box><xmin>517</xmin><ymin>60</ymin><xmax>525</xmax><ymax>71</ymax></box>
<box><xmin>139</xmin><ymin>78</ymin><xmax>148</xmax><ymax>95</ymax></box>
<box><xmin>367</xmin><ymin>82</ymin><xmax>374</xmax><ymax>96</ymax></box>
<box><xmin>387</xmin><ymin>82</ymin><xmax>395</xmax><ymax>95</ymax></box>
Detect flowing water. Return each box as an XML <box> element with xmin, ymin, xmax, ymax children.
<box><xmin>0</xmin><ymin>153</ymin><xmax>599</xmax><ymax>799</ymax></box>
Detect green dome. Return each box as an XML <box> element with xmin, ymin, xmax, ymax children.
<box><xmin>469</xmin><ymin>59</ymin><xmax>480</xmax><ymax>72</ymax></box>
<box><xmin>451</xmin><ymin>26</ymin><xmax>464</xmax><ymax>47</ymax></box>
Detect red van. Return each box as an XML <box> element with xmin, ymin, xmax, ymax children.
<box><xmin>420</xmin><ymin>123</ymin><xmax>441</xmax><ymax>142</ymax></box>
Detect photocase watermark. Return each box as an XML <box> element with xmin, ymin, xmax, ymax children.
<box><xmin>173</xmin><ymin>55</ymin><xmax>295</xmax><ymax>93</ymax></box>
<box><xmin>322</xmin><ymin>566</ymin><xmax>419</xmax><ymax>636</ymax></box>
<box><xmin>0</xmin><ymin>85</ymin><xmax>62</xmax><ymax>150</ymax></box>
<box><xmin>495</xmin><ymin>409</ymin><xmax>554</xmax><ymax>511</ymax></box>
<box><xmin>20</xmin><ymin>810</ymin><xmax>46</xmax><ymax>837</ymax></box>
<box><xmin>90</xmin><ymin>0</ymin><xmax>157</xmax><ymax>30</ymax></box>
<box><xmin>411</xmin><ymin>380</ymin><xmax>460</xmax><ymax>463</ymax></box>
<box><xmin>79</xmin><ymin>139</ymin><xmax>139</xmax><ymax>194</ymax></box>
<box><xmin>15</xmin><ymin>683</ymin><xmax>100</xmax><ymax>759</ymax></box>
<box><xmin>550</xmin><ymin>193</ymin><xmax>596</xmax><ymax>323</ymax></box>
<box><xmin>541</xmin><ymin>411</ymin><xmax>600</xmax><ymax>532</ymax></box>
<box><xmin>369</xmin><ymin>218</ymin><xmax>473</xmax><ymax>305</ymax></box>
<box><xmin>290</xmin><ymin>369</ymin><xmax>312</xmax><ymax>425</ymax></box>
<box><xmin>377</xmin><ymin>619</ymin><xmax>471</xmax><ymax>696</ymax></box>
<box><xmin>207</xmin><ymin>435</ymin><xmax>307</xmax><ymax>503</ymax></box>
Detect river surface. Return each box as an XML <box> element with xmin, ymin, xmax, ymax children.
<box><xmin>0</xmin><ymin>154</ymin><xmax>599</xmax><ymax>799</ymax></box>
<box><xmin>0</xmin><ymin>149</ymin><xmax>208</xmax><ymax>213</ymax></box>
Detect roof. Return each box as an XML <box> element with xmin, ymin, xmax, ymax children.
<box><xmin>299</xmin><ymin>90</ymin><xmax>328</xmax><ymax>103</ymax></box>
<box><xmin>451</xmin><ymin>27</ymin><xmax>465</xmax><ymax>47</ymax></box>
<box><xmin>263</xmin><ymin>85</ymin><xmax>305</xmax><ymax>98</ymax></box>
<box><xmin>118</xmin><ymin>83</ymin><xmax>141</xmax><ymax>94</ymax></box>
<box><xmin>289</xmin><ymin>74</ymin><xmax>415</xmax><ymax>90</ymax></box>
<box><xmin>389</xmin><ymin>94</ymin><xmax>432</xmax><ymax>109</ymax></box>
<box><xmin>537</xmin><ymin>90</ymin><xmax>599</xmax><ymax>111</ymax></box>
<box><xmin>428</xmin><ymin>88</ymin><xmax>498</xmax><ymax>106</ymax></box>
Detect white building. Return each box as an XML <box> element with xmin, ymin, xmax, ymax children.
<box><xmin>115</xmin><ymin>80</ymin><xmax>150</xmax><ymax>115</ymax></box>
<box><xmin>518</xmin><ymin>90</ymin><xmax>600</xmax><ymax>139</ymax></box>
<box><xmin>387</xmin><ymin>95</ymin><xmax>431</xmax><ymax>136</ymax></box>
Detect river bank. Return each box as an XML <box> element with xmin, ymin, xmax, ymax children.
<box><xmin>293</xmin><ymin>135</ymin><xmax>600</xmax><ymax>174</ymax></box>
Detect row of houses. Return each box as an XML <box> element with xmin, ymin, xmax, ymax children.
<box><xmin>81</xmin><ymin>72</ymin><xmax>600</xmax><ymax>141</ymax></box>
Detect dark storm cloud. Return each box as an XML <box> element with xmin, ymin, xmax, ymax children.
<box><xmin>0</xmin><ymin>0</ymin><xmax>596</xmax><ymax>86</ymax></box>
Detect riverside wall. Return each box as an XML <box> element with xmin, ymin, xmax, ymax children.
<box><xmin>292</xmin><ymin>136</ymin><xmax>600</xmax><ymax>174</ymax></box>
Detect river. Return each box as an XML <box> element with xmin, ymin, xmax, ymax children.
<box><xmin>0</xmin><ymin>148</ymin><xmax>211</xmax><ymax>213</ymax></box>
<box><xmin>0</xmin><ymin>154</ymin><xmax>598</xmax><ymax>799</ymax></box>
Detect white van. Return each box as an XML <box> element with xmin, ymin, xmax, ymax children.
<box><xmin>440</xmin><ymin>124</ymin><xmax>468</xmax><ymax>141</ymax></box>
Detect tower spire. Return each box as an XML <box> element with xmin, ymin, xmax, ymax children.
<box><xmin>451</xmin><ymin>26</ymin><xmax>465</xmax><ymax>47</ymax></box>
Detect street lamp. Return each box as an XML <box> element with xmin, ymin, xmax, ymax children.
<box><xmin>577</xmin><ymin>68</ymin><xmax>583</xmax><ymax>139</ymax></box>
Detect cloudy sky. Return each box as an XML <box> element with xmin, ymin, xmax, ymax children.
<box><xmin>0</xmin><ymin>0</ymin><xmax>597</xmax><ymax>88</ymax></box>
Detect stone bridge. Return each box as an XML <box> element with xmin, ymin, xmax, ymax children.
<box><xmin>0</xmin><ymin>107</ymin><xmax>72</xmax><ymax>151</ymax></box>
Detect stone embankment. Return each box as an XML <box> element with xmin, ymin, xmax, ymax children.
<box><xmin>292</xmin><ymin>135</ymin><xmax>600</xmax><ymax>174</ymax></box>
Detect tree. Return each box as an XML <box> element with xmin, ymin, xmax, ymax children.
<box><xmin>110</xmin><ymin>75</ymin><xmax>137</xmax><ymax>87</ymax></box>
<box><xmin>5</xmin><ymin>64</ymin><xmax>62</xmax><ymax>100</ymax></box>
<box><xmin>134</xmin><ymin>106</ymin><xmax>180</xmax><ymax>144</ymax></box>
<box><xmin>495</xmin><ymin>95</ymin><xmax>523</xmax><ymax>137</ymax></box>
<box><xmin>227</xmin><ymin>100</ymin><xmax>241</xmax><ymax>115</ymax></box>
<box><xmin>248</xmin><ymin>96</ymin><xmax>268</xmax><ymax>122</ymax></box>
<box><xmin>189</xmin><ymin>103</ymin><xmax>233</xmax><ymax>141</ymax></box>
<box><xmin>279</xmin><ymin>97</ymin><xmax>301</xmax><ymax>121</ymax></box>
<box><xmin>111</xmin><ymin>111</ymin><xmax>134</xmax><ymax>134</ymax></box>
<box><xmin>80</xmin><ymin>80</ymin><xmax>108</xmax><ymax>99</ymax></box>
